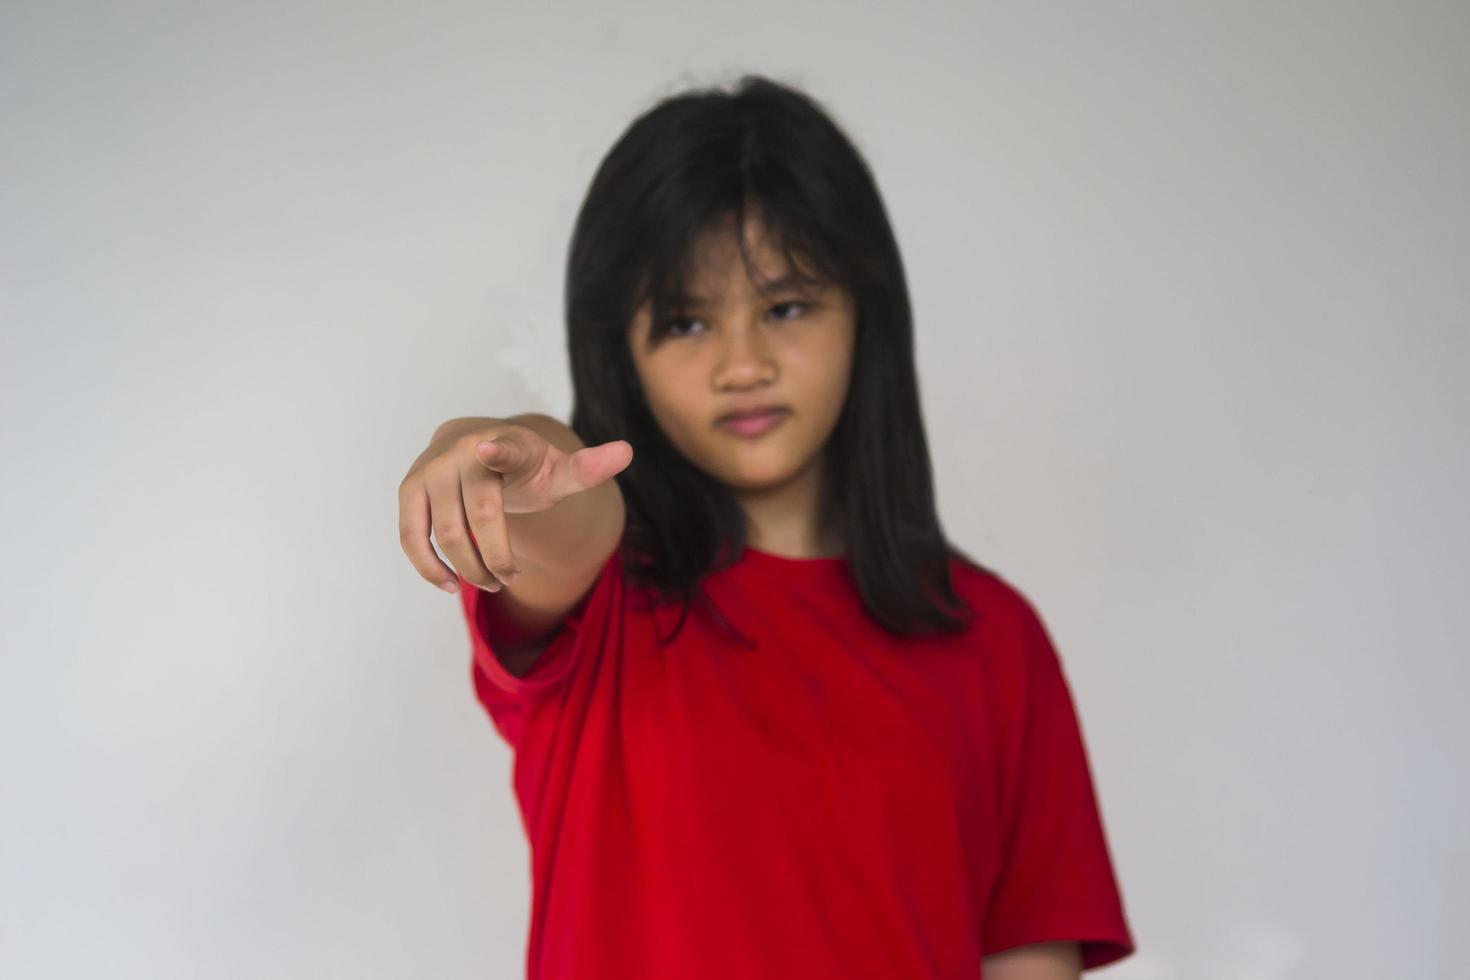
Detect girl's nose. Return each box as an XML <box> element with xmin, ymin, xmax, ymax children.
<box><xmin>712</xmin><ymin>324</ymin><xmax>776</xmax><ymax>387</ymax></box>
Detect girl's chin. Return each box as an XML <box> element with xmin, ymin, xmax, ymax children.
<box><xmin>713</xmin><ymin>459</ymin><xmax>808</xmax><ymax>491</ymax></box>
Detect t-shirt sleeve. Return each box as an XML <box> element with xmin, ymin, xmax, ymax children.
<box><xmin>455</xmin><ymin>546</ymin><xmax>621</xmax><ymax>745</ymax></box>
<box><xmin>981</xmin><ymin>589</ymin><xmax>1137</xmax><ymax>970</ymax></box>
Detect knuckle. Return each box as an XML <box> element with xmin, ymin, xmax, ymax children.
<box><xmin>469</xmin><ymin>496</ymin><xmax>502</xmax><ymax>521</ymax></box>
<box><xmin>432</xmin><ymin>523</ymin><xmax>465</xmax><ymax>548</ymax></box>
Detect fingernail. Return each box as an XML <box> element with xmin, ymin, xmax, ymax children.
<box><xmin>502</xmin><ymin>570</ymin><xmax>520</xmax><ymax>585</ymax></box>
<box><xmin>440</xmin><ymin>579</ymin><xmax>459</xmax><ymax>594</ymax></box>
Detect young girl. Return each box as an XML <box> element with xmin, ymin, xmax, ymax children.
<box><xmin>398</xmin><ymin>75</ymin><xmax>1136</xmax><ymax>980</ymax></box>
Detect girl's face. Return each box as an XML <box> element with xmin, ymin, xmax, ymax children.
<box><xmin>626</xmin><ymin>217</ymin><xmax>856</xmax><ymax>497</ymax></box>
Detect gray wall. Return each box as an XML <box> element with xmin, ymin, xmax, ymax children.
<box><xmin>2</xmin><ymin>2</ymin><xmax>1466</xmax><ymax>977</ymax></box>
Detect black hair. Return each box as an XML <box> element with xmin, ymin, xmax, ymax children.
<box><xmin>564</xmin><ymin>73</ymin><xmax>987</xmax><ymax>643</ymax></box>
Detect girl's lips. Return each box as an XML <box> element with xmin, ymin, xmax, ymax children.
<box><xmin>716</xmin><ymin>409</ymin><xmax>788</xmax><ymax>437</ymax></box>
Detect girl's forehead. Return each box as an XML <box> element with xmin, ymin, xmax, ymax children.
<box><xmin>679</xmin><ymin>261</ymin><xmax>821</xmax><ymax>304</ymax></box>
<box><xmin>685</xmin><ymin>207</ymin><xmax>823</xmax><ymax>272</ymax></box>
<box><xmin>679</xmin><ymin>234</ymin><xmax>825</xmax><ymax>300</ymax></box>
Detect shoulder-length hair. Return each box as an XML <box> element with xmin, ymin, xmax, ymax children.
<box><xmin>564</xmin><ymin>73</ymin><xmax>986</xmax><ymax>644</ymax></box>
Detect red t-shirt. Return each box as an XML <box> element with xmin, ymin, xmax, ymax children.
<box><xmin>457</xmin><ymin>541</ymin><xmax>1136</xmax><ymax>978</ymax></box>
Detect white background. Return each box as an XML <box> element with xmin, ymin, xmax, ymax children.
<box><xmin>2</xmin><ymin>1</ymin><xmax>1466</xmax><ymax>978</ymax></box>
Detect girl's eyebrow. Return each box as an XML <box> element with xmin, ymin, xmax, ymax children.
<box><xmin>678</xmin><ymin>273</ymin><xmax>827</xmax><ymax>306</ymax></box>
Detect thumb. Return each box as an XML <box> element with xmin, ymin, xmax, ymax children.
<box><xmin>475</xmin><ymin>437</ymin><xmax>526</xmax><ymax>475</ymax></box>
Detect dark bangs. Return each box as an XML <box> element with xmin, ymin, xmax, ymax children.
<box><xmin>633</xmin><ymin>195</ymin><xmax>847</xmax><ymax>350</ymax></box>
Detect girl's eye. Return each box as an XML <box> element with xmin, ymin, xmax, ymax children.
<box><xmin>662</xmin><ymin>316</ymin><xmax>704</xmax><ymax>337</ymax></box>
<box><xmin>660</xmin><ymin>302</ymin><xmax>809</xmax><ymax>338</ymax></box>
<box><xmin>770</xmin><ymin>301</ymin><xmax>809</xmax><ymax>320</ymax></box>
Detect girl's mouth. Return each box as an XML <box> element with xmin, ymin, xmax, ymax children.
<box><xmin>716</xmin><ymin>409</ymin><xmax>789</xmax><ymax>437</ymax></box>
